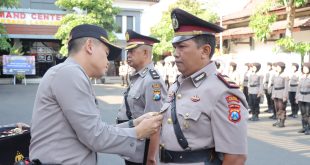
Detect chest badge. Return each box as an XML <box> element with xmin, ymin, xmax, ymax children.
<box><xmin>153</xmin><ymin>90</ymin><xmax>161</xmax><ymax>101</ymax></box>
<box><xmin>191</xmin><ymin>95</ymin><xmax>200</xmax><ymax>102</ymax></box>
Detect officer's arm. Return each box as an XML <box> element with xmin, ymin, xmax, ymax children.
<box><xmin>52</xmin><ymin>67</ymin><xmax>137</xmax><ymax>157</ymax></box>
<box><xmin>222</xmin><ymin>154</ymin><xmax>246</xmax><ymax>165</ymax></box>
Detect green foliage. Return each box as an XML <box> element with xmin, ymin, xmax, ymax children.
<box><xmin>278</xmin><ymin>0</ymin><xmax>308</xmax><ymax>8</ymax></box>
<box><xmin>249</xmin><ymin>0</ymin><xmax>277</xmax><ymax>42</ymax></box>
<box><xmin>150</xmin><ymin>0</ymin><xmax>218</xmax><ymax>59</ymax></box>
<box><xmin>55</xmin><ymin>0</ymin><xmax>119</xmax><ymax>56</ymax></box>
<box><xmin>0</xmin><ymin>0</ymin><xmax>20</xmax><ymax>51</ymax></box>
<box><xmin>276</xmin><ymin>37</ymin><xmax>310</xmax><ymax>57</ymax></box>
<box><xmin>0</xmin><ymin>0</ymin><xmax>19</xmax><ymax>8</ymax></box>
<box><xmin>9</xmin><ymin>43</ymin><xmax>24</xmax><ymax>55</ymax></box>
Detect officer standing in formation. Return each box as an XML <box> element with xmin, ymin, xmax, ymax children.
<box><xmin>29</xmin><ymin>24</ymin><xmax>163</xmax><ymax>164</ymax></box>
<box><xmin>268</xmin><ymin>62</ymin><xmax>278</xmax><ymax>119</ymax></box>
<box><xmin>158</xmin><ymin>8</ymin><xmax>248</xmax><ymax>165</ymax></box>
<box><xmin>116</xmin><ymin>29</ymin><xmax>167</xmax><ymax>165</ymax></box>
<box><xmin>248</xmin><ymin>63</ymin><xmax>264</xmax><ymax>121</ymax></box>
<box><xmin>272</xmin><ymin>62</ymin><xmax>289</xmax><ymax>127</ymax></box>
<box><xmin>228</xmin><ymin>62</ymin><xmax>240</xmax><ymax>86</ymax></box>
<box><xmin>288</xmin><ymin>63</ymin><xmax>300</xmax><ymax>118</ymax></box>
<box><xmin>242</xmin><ymin>63</ymin><xmax>251</xmax><ymax>104</ymax></box>
<box><xmin>296</xmin><ymin>62</ymin><xmax>310</xmax><ymax>135</ymax></box>
<box><xmin>264</xmin><ymin>62</ymin><xmax>275</xmax><ymax>115</ymax></box>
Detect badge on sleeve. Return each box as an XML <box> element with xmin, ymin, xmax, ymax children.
<box><xmin>228</xmin><ymin>104</ymin><xmax>241</xmax><ymax>123</ymax></box>
<box><xmin>153</xmin><ymin>90</ymin><xmax>161</xmax><ymax>101</ymax></box>
<box><xmin>225</xmin><ymin>95</ymin><xmax>240</xmax><ymax>104</ymax></box>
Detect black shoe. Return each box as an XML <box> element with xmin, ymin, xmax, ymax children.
<box><xmin>273</xmin><ymin>121</ymin><xmax>279</xmax><ymax>126</ymax></box>
<box><xmin>298</xmin><ymin>128</ymin><xmax>305</xmax><ymax>133</ymax></box>
<box><xmin>288</xmin><ymin>114</ymin><xmax>294</xmax><ymax>117</ymax></box>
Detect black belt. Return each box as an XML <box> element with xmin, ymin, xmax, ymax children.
<box><xmin>290</xmin><ymin>84</ymin><xmax>298</xmax><ymax>87</ymax></box>
<box><xmin>160</xmin><ymin>147</ymin><xmax>219</xmax><ymax>163</ymax></box>
<box><xmin>117</xmin><ymin>119</ymin><xmax>129</xmax><ymax>124</ymax></box>
<box><xmin>301</xmin><ymin>91</ymin><xmax>310</xmax><ymax>95</ymax></box>
<box><xmin>250</xmin><ymin>84</ymin><xmax>259</xmax><ymax>87</ymax></box>
<box><xmin>275</xmin><ymin>87</ymin><xmax>284</xmax><ymax>90</ymax></box>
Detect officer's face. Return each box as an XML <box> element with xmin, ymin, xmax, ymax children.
<box><xmin>88</xmin><ymin>39</ymin><xmax>110</xmax><ymax>77</ymax></box>
<box><xmin>276</xmin><ymin>66</ymin><xmax>282</xmax><ymax>73</ymax></box>
<box><xmin>173</xmin><ymin>39</ymin><xmax>211</xmax><ymax>77</ymax></box>
<box><xmin>127</xmin><ymin>46</ymin><xmax>145</xmax><ymax>69</ymax></box>
<box><xmin>292</xmin><ymin>65</ymin><xmax>297</xmax><ymax>72</ymax></box>
<box><xmin>303</xmin><ymin>66</ymin><xmax>309</xmax><ymax>74</ymax></box>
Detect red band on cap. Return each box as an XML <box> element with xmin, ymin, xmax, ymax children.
<box><xmin>177</xmin><ymin>25</ymin><xmax>215</xmax><ymax>33</ymax></box>
<box><xmin>128</xmin><ymin>39</ymin><xmax>155</xmax><ymax>45</ymax></box>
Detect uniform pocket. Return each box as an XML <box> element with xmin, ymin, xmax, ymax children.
<box><xmin>177</xmin><ymin>110</ymin><xmax>202</xmax><ymax>121</ymax></box>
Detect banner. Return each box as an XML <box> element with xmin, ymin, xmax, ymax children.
<box><xmin>2</xmin><ymin>55</ymin><xmax>36</xmax><ymax>75</ymax></box>
<box><xmin>0</xmin><ymin>11</ymin><xmax>63</xmax><ymax>26</ymax></box>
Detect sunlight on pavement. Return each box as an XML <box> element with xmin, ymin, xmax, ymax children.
<box><xmin>248</xmin><ymin>118</ymin><xmax>310</xmax><ymax>158</ymax></box>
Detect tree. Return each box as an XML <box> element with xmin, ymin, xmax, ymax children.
<box><xmin>280</xmin><ymin>0</ymin><xmax>308</xmax><ymax>37</ymax></box>
<box><xmin>55</xmin><ymin>0</ymin><xmax>119</xmax><ymax>56</ymax></box>
<box><xmin>0</xmin><ymin>0</ymin><xmax>19</xmax><ymax>52</ymax></box>
<box><xmin>150</xmin><ymin>0</ymin><xmax>218</xmax><ymax>60</ymax></box>
<box><xmin>249</xmin><ymin>0</ymin><xmax>277</xmax><ymax>42</ymax></box>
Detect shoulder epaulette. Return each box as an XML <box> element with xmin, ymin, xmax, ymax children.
<box><xmin>149</xmin><ymin>69</ymin><xmax>160</xmax><ymax>79</ymax></box>
<box><xmin>217</xmin><ymin>73</ymin><xmax>239</xmax><ymax>89</ymax></box>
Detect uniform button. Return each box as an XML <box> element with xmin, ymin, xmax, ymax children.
<box><xmin>167</xmin><ymin>118</ymin><xmax>173</xmax><ymax>124</ymax></box>
<box><xmin>177</xmin><ymin>94</ymin><xmax>182</xmax><ymax>99</ymax></box>
<box><xmin>185</xmin><ymin>113</ymin><xmax>189</xmax><ymax>117</ymax></box>
<box><xmin>130</xmin><ymin>143</ymin><xmax>134</xmax><ymax>147</ymax></box>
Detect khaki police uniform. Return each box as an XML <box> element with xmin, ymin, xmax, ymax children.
<box><xmin>272</xmin><ymin>68</ymin><xmax>289</xmax><ymax>127</ymax></box>
<box><xmin>30</xmin><ymin>58</ymin><xmax>138</xmax><ymax>164</ymax></box>
<box><xmin>296</xmin><ymin>63</ymin><xmax>310</xmax><ymax>135</ymax></box>
<box><xmin>160</xmin><ymin>62</ymin><xmax>248</xmax><ymax>165</ymax></box>
<box><xmin>288</xmin><ymin>69</ymin><xmax>300</xmax><ymax>117</ymax></box>
<box><xmin>264</xmin><ymin>65</ymin><xmax>275</xmax><ymax>113</ymax></box>
<box><xmin>117</xmin><ymin>29</ymin><xmax>168</xmax><ymax>164</ymax></box>
<box><xmin>248</xmin><ymin>68</ymin><xmax>264</xmax><ymax>121</ymax></box>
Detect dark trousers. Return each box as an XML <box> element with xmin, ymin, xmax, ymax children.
<box><xmin>289</xmin><ymin>92</ymin><xmax>299</xmax><ymax>115</ymax></box>
<box><xmin>243</xmin><ymin>86</ymin><xmax>249</xmax><ymax>103</ymax></box>
<box><xmin>125</xmin><ymin>160</ymin><xmax>143</xmax><ymax>165</ymax></box>
<box><xmin>299</xmin><ymin>101</ymin><xmax>310</xmax><ymax>124</ymax></box>
<box><xmin>274</xmin><ymin>98</ymin><xmax>287</xmax><ymax>120</ymax></box>
<box><xmin>249</xmin><ymin>94</ymin><xmax>260</xmax><ymax>116</ymax></box>
<box><xmin>264</xmin><ymin>89</ymin><xmax>274</xmax><ymax>111</ymax></box>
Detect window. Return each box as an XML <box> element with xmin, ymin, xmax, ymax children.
<box><xmin>127</xmin><ymin>16</ymin><xmax>134</xmax><ymax>30</ymax></box>
<box><xmin>116</xmin><ymin>15</ymin><xmax>122</xmax><ymax>33</ymax></box>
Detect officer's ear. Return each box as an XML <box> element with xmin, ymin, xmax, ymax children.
<box><xmin>85</xmin><ymin>38</ymin><xmax>94</xmax><ymax>55</ymax></box>
<box><xmin>200</xmin><ymin>44</ymin><xmax>211</xmax><ymax>59</ymax></box>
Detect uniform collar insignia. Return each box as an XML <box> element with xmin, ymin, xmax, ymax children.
<box><xmin>138</xmin><ymin>67</ymin><xmax>149</xmax><ymax>77</ymax></box>
<box><xmin>192</xmin><ymin>72</ymin><xmax>207</xmax><ymax>87</ymax></box>
<box><xmin>191</xmin><ymin>95</ymin><xmax>200</xmax><ymax>102</ymax></box>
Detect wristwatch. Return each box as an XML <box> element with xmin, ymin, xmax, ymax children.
<box><xmin>128</xmin><ymin>120</ymin><xmax>134</xmax><ymax>128</ymax></box>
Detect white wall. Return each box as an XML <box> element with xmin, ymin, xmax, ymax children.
<box><xmin>293</xmin><ymin>30</ymin><xmax>310</xmax><ymax>42</ymax></box>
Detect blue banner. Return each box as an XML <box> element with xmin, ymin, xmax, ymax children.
<box><xmin>2</xmin><ymin>55</ymin><xmax>36</xmax><ymax>75</ymax></box>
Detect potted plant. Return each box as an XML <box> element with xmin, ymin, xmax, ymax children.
<box><xmin>15</xmin><ymin>73</ymin><xmax>25</xmax><ymax>84</ymax></box>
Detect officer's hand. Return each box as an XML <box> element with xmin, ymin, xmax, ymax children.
<box><xmin>283</xmin><ymin>96</ymin><xmax>287</xmax><ymax>102</ymax></box>
<box><xmin>135</xmin><ymin>115</ymin><xmax>163</xmax><ymax>139</ymax></box>
<box><xmin>133</xmin><ymin>112</ymin><xmax>159</xmax><ymax>126</ymax></box>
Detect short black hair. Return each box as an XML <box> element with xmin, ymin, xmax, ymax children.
<box><xmin>192</xmin><ymin>34</ymin><xmax>216</xmax><ymax>58</ymax></box>
<box><xmin>68</xmin><ymin>37</ymin><xmax>101</xmax><ymax>55</ymax></box>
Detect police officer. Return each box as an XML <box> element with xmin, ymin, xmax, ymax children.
<box><xmin>29</xmin><ymin>24</ymin><xmax>163</xmax><ymax>164</ymax></box>
<box><xmin>268</xmin><ymin>62</ymin><xmax>278</xmax><ymax>119</ymax></box>
<box><xmin>296</xmin><ymin>62</ymin><xmax>310</xmax><ymax>135</ymax></box>
<box><xmin>242</xmin><ymin>63</ymin><xmax>251</xmax><ymax>104</ymax></box>
<box><xmin>117</xmin><ymin>29</ymin><xmax>167</xmax><ymax>165</ymax></box>
<box><xmin>248</xmin><ymin>63</ymin><xmax>264</xmax><ymax>121</ymax></box>
<box><xmin>228</xmin><ymin>62</ymin><xmax>240</xmax><ymax>86</ymax></box>
<box><xmin>288</xmin><ymin>63</ymin><xmax>300</xmax><ymax>118</ymax></box>
<box><xmin>159</xmin><ymin>8</ymin><xmax>248</xmax><ymax>165</ymax></box>
<box><xmin>272</xmin><ymin>62</ymin><xmax>289</xmax><ymax>127</ymax></box>
<box><xmin>264</xmin><ymin>62</ymin><xmax>275</xmax><ymax>114</ymax></box>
